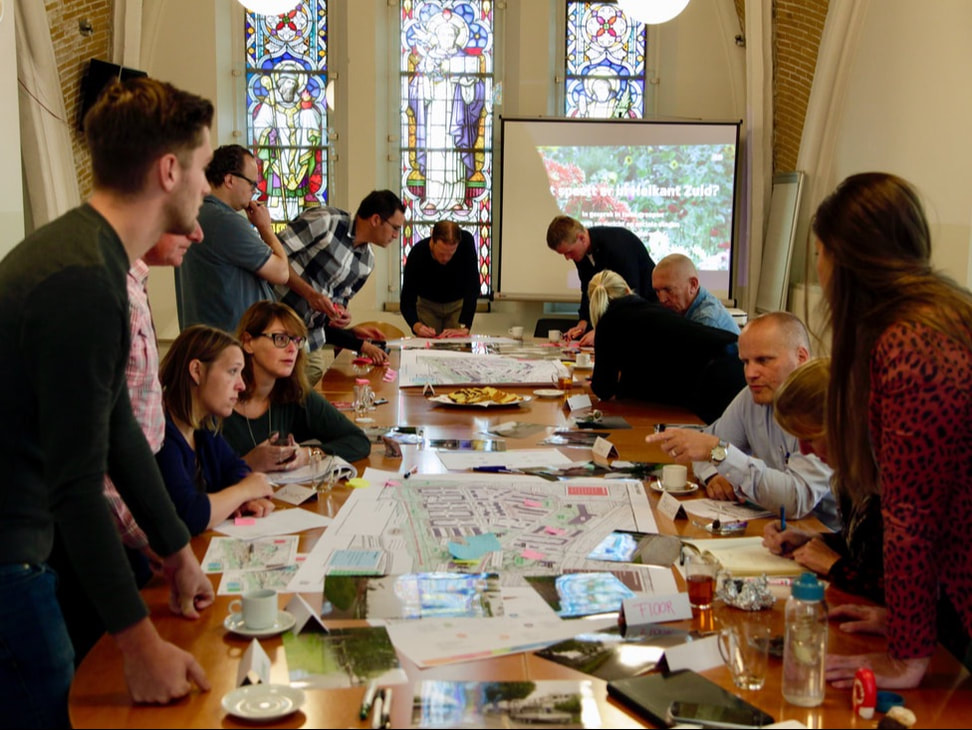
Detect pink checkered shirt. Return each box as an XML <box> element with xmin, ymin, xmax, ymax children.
<box><xmin>103</xmin><ymin>259</ymin><xmax>163</xmax><ymax>550</ymax></box>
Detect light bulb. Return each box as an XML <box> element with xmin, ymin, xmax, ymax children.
<box><xmin>617</xmin><ymin>0</ymin><xmax>691</xmax><ymax>25</ymax></box>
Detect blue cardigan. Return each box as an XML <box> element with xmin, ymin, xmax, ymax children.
<box><xmin>156</xmin><ymin>416</ymin><xmax>252</xmax><ymax>535</ymax></box>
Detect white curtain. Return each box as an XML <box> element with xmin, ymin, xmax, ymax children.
<box><xmin>112</xmin><ymin>0</ymin><xmax>143</xmax><ymax>67</ymax></box>
<box><xmin>740</xmin><ymin>0</ymin><xmax>773</xmax><ymax>313</ymax></box>
<box><xmin>15</xmin><ymin>0</ymin><xmax>80</xmax><ymax>229</ymax></box>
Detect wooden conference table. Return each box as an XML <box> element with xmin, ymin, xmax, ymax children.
<box><xmin>69</xmin><ymin>342</ymin><xmax>972</xmax><ymax>728</ymax></box>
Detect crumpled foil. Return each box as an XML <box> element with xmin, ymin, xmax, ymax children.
<box><xmin>716</xmin><ymin>575</ymin><xmax>776</xmax><ymax>610</ymax></box>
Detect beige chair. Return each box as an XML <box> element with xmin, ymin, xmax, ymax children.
<box><xmin>353</xmin><ymin>320</ymin><xmax>406</xmax><ymax>341</ymax></box>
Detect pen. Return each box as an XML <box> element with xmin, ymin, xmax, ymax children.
<box><xmin>380</xmin><ymin>687</ymin><xmax>392</xmax><ymax>729</ymax></box>
<box><xmin>370</xmin><ymin>693</ymin><xmax>384</xmax><ymax>730</ymax></box>
<box><xmin>780</xmin><ymin>506</ymin><xmax>786</xmax><ymax>531</ymax></box>
<box><xmin>472</xmin><ymin>465</ymin><xmax>516</xmax><ymax>473</ymax></box>
<box><xmin>403</xmin><ymin>465</ymin><xmax>418</xmax><ymax>479</ymax></box>
<box><xmin>360</xmin><ymin>679</ymin><xmax>378</xmax><ymax>720</ymax></box>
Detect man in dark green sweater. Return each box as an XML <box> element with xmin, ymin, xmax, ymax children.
<box><xmin>0</xmin><ymin>78</ymin><xmax>216</xmax><ymax>727</ymax></box>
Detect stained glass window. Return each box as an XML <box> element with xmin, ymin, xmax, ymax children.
<box><xmin>400</xmin><ymin>1</ymin><xmax>494</xmax><ymax>296</ymax></box>
<box><xmin>245</xmin><ymin>2</ymin><xmax>329</xmax><ymax>227</ymax></box>
<box><xmin>565</xmin><ymin>2</ymin><xmax>647</xmax><ymax>118</ymax></box>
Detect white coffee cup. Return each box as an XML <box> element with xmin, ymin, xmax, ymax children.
<box><xmin>228</xmin><ymin>588</ymin><xmax>278</xmax><ymax>630</ymax></box>
<box><xmin>661</xmin><ymin>464</ymin><xmax>688</xmax><ymax>490</ymax></box>
<box><xmin>575</xmin><ymin>352</ymin><xmax>592</xmax><ymax>368</ymax></box>
<box><xmin>508</xmin><ymin>325</ymin><xmax>524</xmax><ymax>340</ymax></box>
<box><xmin>548</xmin><ymin>329</ymin><xmax>562</xmax><ymax>343</ymax></box>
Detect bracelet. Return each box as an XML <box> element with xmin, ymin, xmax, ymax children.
<box><xmin>308</xmin><ymin>447</ymin><xmax>324</xmax><ymax>461</ymax></box>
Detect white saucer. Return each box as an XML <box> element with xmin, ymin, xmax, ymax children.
<box><xmin>649</xmin><ymin>480</ymin><xmax>699</xmax><ymax>496</ymax></box>
<box><xmin>222</xmin><ymin>684</ymin><xmax>305</xmax><ymax>721</ymax></box>
<box><xmin>533</xmin><ymin>388</ymin><xmax>565</xmax><ymax>398</ymax></box>
<box><xmin>572</xmin><ymin>363</ymin><xmax>593</xmax><ymax>371</ymax></box>
<box><xmin>224</xmin><ymin>610</ymin><xmax>297</xmax><ymax>638</ymax></box>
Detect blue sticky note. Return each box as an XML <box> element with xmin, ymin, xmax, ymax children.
<box><xmin>328</xmin><ymin>549</ymin><xmax>382</xmax><ymax>574</ymax></box>
<box><xmin>448</xmin><ymin>532</ymin><xmax>501</xmax><ymax>560</ymax></box>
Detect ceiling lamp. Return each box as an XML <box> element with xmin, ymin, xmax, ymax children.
<box><xmin>617</xmin><ymin>0</ymin><xmax>691</xmax><ymax>25</ymax></box>
<box><xmin>237</xmin><ymin>0</ymin><xmax>301</xmax><ymax>15</ymax></box>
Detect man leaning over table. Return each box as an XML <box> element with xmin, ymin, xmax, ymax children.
<box><xmin>0</xmin><ymin>78</ymin><xmax>215</xmax><ymax>727</ymax></box>
<box><xmin>47</xmin><ymin>223</ymin><xmax>205</xmax><ymax>666</ymax></box>
<box><xmin>275</xmin><ymin>189</ymin><xmax>406</xmax><ymax>383</ymax></box>
<box><xmin>646</xmin><ymin>311</ymin><xmax>839</xmax><ymax>531</ymax></box>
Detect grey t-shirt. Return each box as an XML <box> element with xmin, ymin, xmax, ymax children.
<box><xmin>176</xmin><ymin>194</ymin><xmax>273</xmax><ymax>332</ymax></box>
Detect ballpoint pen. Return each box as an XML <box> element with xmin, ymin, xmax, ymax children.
<box><xmin>370</xmin><ymin>693</ymin><xmax>384</xmax><ymax>730</ymax></box>
<box><xmin>780</xmin><ymin>506</ymin><xmax>786</xmax><ymax>531</ymax></box>
<box><xmin>471</xmin><ymin>465</ymin><xmax>517</xmax><ymax>473</ymax></box>
<box><xmin>380</xmin><ymin>687</ymin><xmax>392</xmax><ymax>729</ymax></box>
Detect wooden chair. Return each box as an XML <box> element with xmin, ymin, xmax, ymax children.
<box><xmin>354</xmin><ymin>320</ymin><xmax>406</xmax><ymax>341</ymax></box>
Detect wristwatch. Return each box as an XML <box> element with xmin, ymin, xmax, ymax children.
<box><xmin>710</xmin><ymin>439</ymin><xmax>728</xmax><ymax>464</ymax></box>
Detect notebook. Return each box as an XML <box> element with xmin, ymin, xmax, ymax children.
<box><xmin>607</xmin><ymin>669</ymin><xmax>775</xmax><ymax>727</ymax></box>
<box><xmin>681</xmin><ymin>537</ymin><xmax>803</xmax><ymax>577</ymax></box>
<box><xmin>267</xmin><ymin>453</ymin><xmax>357</xmax><ymax>486</ymax></box>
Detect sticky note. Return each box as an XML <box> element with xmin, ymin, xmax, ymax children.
<box><xmin>521</xmin><ymin>548</ymin><xmax>546</xmax><ymax>561</ymax></box>
<box><xmin>234</xmin><ymin>517</ymin><xmax>256</xmax><ymax>526</ymax></box>
<box><xmin>347</xmin><ymin>478</ymin><xmax>369</xmax><ymax>489</ymax></box>
<box><xmin>523</xmin><ymin>499</ymin><xmax>543</xmax><ymax>508</ymax></box>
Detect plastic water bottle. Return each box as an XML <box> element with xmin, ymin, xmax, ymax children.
<box><xmin>782</xmin><ymin>572</ymin><xmax>828</xmax><ymax>707</ymax></box>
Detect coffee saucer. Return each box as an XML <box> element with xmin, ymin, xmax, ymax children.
<box><xmin>533</xmin><ymin>388</ymin><xmax>566</xmax><ymax>398</ymax></box>
<box><xmin>649</xmin><ymin>480</ymin><xmax>699</xmax><ymax>496</ymax></box>
<box><xmin>222</xmin><ymin>684</ymin><xmax>305</xmax><ymax>721</ymax></box>
<box><xmin>224</xmin><ymin>610</ymin><xmax>296</xmax><ymax>638</ymax></box>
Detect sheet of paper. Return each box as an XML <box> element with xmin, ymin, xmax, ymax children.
<box><xmin>236</xmin><ymin>639</ymin><xmax>271</xmax><ymax>687</ymax></box>
<box><xmin>680</xmin><ymin>499</ymin><xmax>773</xmax><ymax>521</ymax></box>
<box><xmin>398</xmin><ymin>348</ymin><xmax>564</xmax><ymax>387</ymax></box>
<box><xmin>386</xmin><ymin>615</ymin><xmax>617</xmax><ymax>667</ymax></box>
<box><xmin>218</xmin><ymin>564</ymin><xmax>301</xmax><ymax>595</ymax></box>
<box><xmin>663</xmin><ymin>633</ymin><xmax>724</xmax><ymax>672</ymax></box>
<box><xmin>201</xmin><ymin>536</ymin><xmax>299</xmax><ymax>573</ymax></box>
<box><xmin>213</xmin><ymin>507</ymin><xmax>330</xmax><ymax>539</ymax></box>
<box><xmin>272</xmin><ymin>483</ymin><xmax>316</xmax><ymax>505</ymax></box>
<box><xmin>436</xmin><ymin>448</ymin><xmax>574</xmax><ymax>470</ymax></box>
<box><xmin>621</xmin><ymin>593</ymin><xmax>693</xmax><ymax>627</ymax></box>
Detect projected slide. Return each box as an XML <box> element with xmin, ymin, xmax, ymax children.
<box><xmin>539</xmin><ymin>143</ymin><xmax>735</xmax><ymax>272</ymax></box>
<box><xmin>498</xmin><ymin>118</ymin><xmax>740</xmax><ymax>302</ymax></box>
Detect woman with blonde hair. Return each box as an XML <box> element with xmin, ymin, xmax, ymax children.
<box><xmin>763</xmin><ymin>358</ymin><xmax>883</xmax><ymax>603</ymax></box>
<box><xmin>813</xmin><ymin>172</ymin><xmax>972</xmax><ymax>688</ymax></box>
<box><xmin>588</xmin><ymin>270</ymin><xmax>742</xmax><ymax>422</ymax></box>
<box><xmin>157</xmin><ymin>325</ymin><xmax>275</xmax><ymax>536</ymax></box>
<box><xmin>222</xmin><ymin>300</ymin><xmax>370</xmax><ymax>472</ymax></box>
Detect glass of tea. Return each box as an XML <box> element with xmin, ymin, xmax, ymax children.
<box><xmin>684</xmin><ymin>551</ymin><xmax>720</xmax><ymax>610</ymax></box>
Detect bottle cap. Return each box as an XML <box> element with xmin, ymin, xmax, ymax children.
<box><xmin>791</xmin><ymin>572</ymin><xmax>825</xmax><ymax>601</ymax></box>
<box><xmin>852</xmin><ymin>667</ymin><xmax>877</xmax><ymax>719</ymax></box>
<box><xmin>875</xmin><ymin>691</ymin><xmax>905</xmax><ymax>713</ymax></box>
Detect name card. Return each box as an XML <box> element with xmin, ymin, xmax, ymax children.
<box><xmin>286</xmin><ymin>593</ymin><xmax>328</xmax><ymax>634</ymax></box>
<box><xmin>236</xmin><ymin>638</ymin><xmax>271</xmax><ymax>687</ymax></box>
<box><xmin>656</xmin><ymin>490</ymin><xmax>687</xmax><ymax>521</ymax></box>
<box><xmin>591</xmin><ymin>436</ymin><xmax>618</xmax><ymax>466</ymax></box>
<box><xmin>566</xmin><ymin>394</ymin><xmax>592</xmax><ymax>411</ymax></box>
<box><xmin>621</xmin><ymin>592</ymin><xmax>692</xmax><ymax>628</ymax></box>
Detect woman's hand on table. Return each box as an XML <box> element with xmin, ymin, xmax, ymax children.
<box><xmin>762</xmin><ymin>522</ymin><xmax>814</xmax><ymax>554</ymax></box>
<box><xmin>413</xmin><ymin>322</ymin><xmax>437</xmax><ymax>338</ymax></box>
<box><xmin>826</xmin><ymin>651</ymin><xmax>929</xmax><ymax>689</ymax></box>
<box><xmin>361</xmin><ymin>341</ymin><xmax>389</xmax><ymax>365</ymax></box>
<box><xmin>161</xmin><ymin>544</ymin><xmax>215</xmax><ymax>619</ymax></box>
<box><xmin>792</xmin><ymin>537</ymin><xmax>840</xmax><ymax>575</ymax></box>
<box><xmin>829</xmin><ymin>603</ymin><xmax>887</xmax><ymax>636</ymax></box>
<box><xmin>240</xmin><ymin>498</ymin><xmax>276</xmax><ymax>518</ymax></box>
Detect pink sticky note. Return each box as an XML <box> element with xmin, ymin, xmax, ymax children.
<box><xmin>521</xmin><ymin>548</ymin><xmax>546</xmax><ymax>560</ymax></box>
<box><xmin>523</xmin><ymin>499</ymin><xmax>543</xmax><ymax>508</ymax></box>
<box><xmin>234</xmin><ymin>517</ymin><xmax>256</xmax><ymax>526</ymax></box>
<box><xmin>382</xmin><ymin>368</ymin><xmax>398</xmax><ymax>382</ymax></box>
<box><xmin>544</xmin><ymin>526</ymin><xmax>566</xmax><ymax>536</ymax></box>
<box><xmin>385</xmin><ymin>480</ymin><xmax>401</xmax><ymax>487</ymax></box>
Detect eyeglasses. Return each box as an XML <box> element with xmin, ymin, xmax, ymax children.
<box><xmin>230</xmin><ymin>171</ymin><xmax>259</xmax><ymax>192</ymax></box>
<box><xmin>257</xmin><ymin>332</ymin><xmax>306</xmax><ymax>349</ymax></box>
<box><xmin>381</xmin><ymin>217</ymin><xmax>402</xmax><ymax>234</ymax></box>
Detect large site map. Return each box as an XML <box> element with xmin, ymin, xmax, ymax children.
<box><xmin>398</xmin><ymin>349</ymin><xmax>565</xmax><ymax>387</ymax></box>
<box><xmin>288</xmin><ymin>472</ymin><xmax>660</xmax><ymax>592</ymax></box>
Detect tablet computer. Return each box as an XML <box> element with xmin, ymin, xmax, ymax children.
<box><xmin>607</xmin><ymin>669</ymin><xmax>774</xmax><ymax>727</ymax></box>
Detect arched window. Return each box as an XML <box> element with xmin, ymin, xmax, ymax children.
<box><xmin>245</xmin><ymin>2</ymin><xmax>330</xmax><ymax>227</ymax></box>
<box><xmin>565</xmin><ymin>2</ymin><xmax>647</xmax><ymax>118</ymax></box>
<box><xmin>399</xmin><ymin>1</ymin><xmax>495</xmax><ymax>296</ymax></box>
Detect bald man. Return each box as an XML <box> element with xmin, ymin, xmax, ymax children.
<box><xmin>651</xmin><ymin>253</ymin><xmax>739</xmax><ymax>334</ymax></box>
<box><xmin>645</xmin><ymin>312</ymin><xmax>837</xmax><ymax>530</ymax></box>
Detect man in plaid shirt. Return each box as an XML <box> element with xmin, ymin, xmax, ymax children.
<box><xmin>275</xmin><ymin>190</ymin><xmax>405</xmax><ymax>383</ymax></box>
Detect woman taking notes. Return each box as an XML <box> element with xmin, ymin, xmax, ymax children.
<box><xmin>157</xmin><ymin>326</ymin><xmax>275</xmax><ymax>535</ymax></box>
<box><xmin>813</xmin><ymin>173</ymin><xmax>972</xmax><ymax>688</ymax></box>
<box><xmin>222</xmin><ymin>301</ymin><xmax>370</xmax><ymax>471</ymax></box>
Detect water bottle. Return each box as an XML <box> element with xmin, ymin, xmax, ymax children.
<box><xmin>782</xmin><ymin>572</ymin><xmax>828</xmax><ymax>707</ymax></box>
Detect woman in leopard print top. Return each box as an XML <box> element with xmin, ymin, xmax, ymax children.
<box><xmin>813</xmin><ymin>172</ymin><xmax>972</xmax><ymax>689</ymax></box>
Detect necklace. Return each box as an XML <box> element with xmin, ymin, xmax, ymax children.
<box><xmin>244</xmin><ymin>401</ymin><xmax>271</xmax><ymax>447</ymax></box>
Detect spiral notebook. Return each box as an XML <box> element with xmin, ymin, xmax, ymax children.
<box><xmin>267</xmin><ymin>454</ymin><xmax>357</xmax><ymax>486</ymax></box>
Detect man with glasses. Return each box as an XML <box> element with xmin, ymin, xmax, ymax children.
<box><xmin>176</xmin><ymin>144</ymin><xmax>290</xmax><ymax>332</ymax></box>
<box><xmin>275</xmin><ymin>189</ymin><xmax>405</xmax><ymax>383</ymax></box>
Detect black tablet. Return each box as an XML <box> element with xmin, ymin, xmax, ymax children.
<box><xmin>607</xmin><ymin>669</ymin><xmax>775</xmax><ymax>728</ymax></box>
